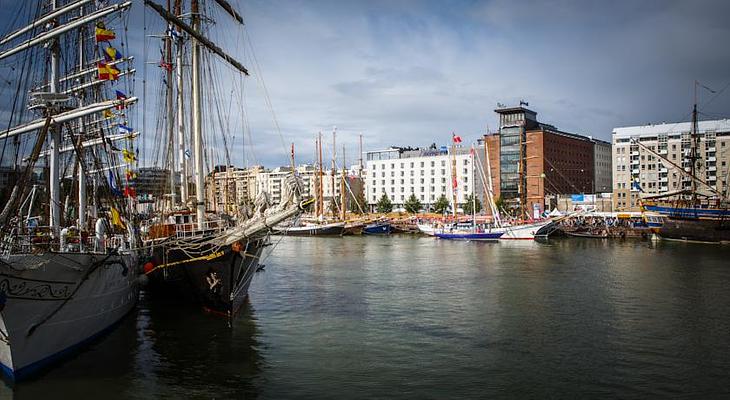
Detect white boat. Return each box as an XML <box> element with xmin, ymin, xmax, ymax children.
<box><xmin>0</xmin><ymin>0</ymin><xmax>142</xmax><ymax>380</ymax></box>
<box><xmin>0</xmin><ymin>242</ymin><xmax>139</xmax><ymax>380</ymax></box>
<box><xmin>417</xmin><ymin>223</ymin><xmax>437</xmax><ymax>236</ymax></box>
<box><xmin>494</xmin><ymin>220</ymin><xmax>553</xmax><ymax>240</ymax></box>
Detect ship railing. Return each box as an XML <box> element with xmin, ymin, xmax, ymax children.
<box><xmin>174</xmin><ymin>219</ymin><xmax>229</xmax><ymax>239</ymax></box>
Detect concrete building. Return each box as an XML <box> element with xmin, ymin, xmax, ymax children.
<box><xmin>365</xmin><ymin>145</ymin><xmax>475</xmax><ymax>212</ymax></box>
<box><xmin>612</xmin><ymin>119</ymin><xmax>730</xmax><ymax>211</ymax></box>
<box><xmin>592</xmin><ymin>138</ymin><xmax>613</xmax><ymax>193</ymax></box>
<box><xmin>206</xmin><ymin>165</ymin><xmax>264</xmax><ymax>213</ymax></box>
<box><xmin>483</xmin><ymin>106</ymin><xmax>599</xmax><ymax>218</ymax></box>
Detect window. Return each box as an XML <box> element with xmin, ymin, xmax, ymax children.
<box><xmin>431</xmin><ymin>161</ymin><xmax>435</xmax><ymax>167</ymax></box>
<box><xmin>431</xmin><ymin>178</ymin><xmax>435</xmax><ymax>183</ymax></box>
<box><xmin>410</xmin><ymin>162</ymin><xmax>414</xmax><ymax>168</ymax></box>
<box><xmin>391</xmin><ymin>163</ymin><xmax>394</xmax><ymax>169</ymax></box>
<box><xmin>420</xmin><ymin>162</ymin><xmax>424</xmax><ymax>167</ymax></box>
<box><xmin>420</xmin><ymin>178</ymin><xmax>425</xmax><ymax>184</ymax></box>
<box><xmin>391</xmin><ymin>171</ymin><xmax>395</xmax><ymax>177</ymax></box>
<box><xmin>441</xmin><ymin>169</ymin><xmax>445</xmax><ymax>175</ymax></box>
<box><xmin>372</xmin><ymin>172</ymin><xmax>376</xmax><ymax>177</ymax></box>
<box><xmin>441</xmin><ymin>161</ymin><xmax>446</xmax><ymax>166</ymax></box>
<box><xmin>463</xmin><ymin>159</ymin><xmax>468</xmax><ymax>165</ymax></box>
<box><xmin>381</xmin><ymin>180</ymin><xmax>385</xmax><ymax>185</ymax></box>
<box><xmin>400</xmin><ymin>163</ymin><xmax>404</xmax><ymax>168</ymax></box>
<box><xmin>420</xmin><ymin>186</ymin><xmax>424</xmax><ymax>192</ymax></box>
<box><xmin>381</xmin><ymin>172</ymin><xmax>385</xmax><ymax>177</ymax></box>
<box><xmin>400</xmin><ymin>195</ymin><xmax>404</xmax><ymax>200</ymax></box>
<box><xmin>391</xmin><ymin>180</ymin><xmax>394</xmax><ymax>185</ymax></box>
<box><xmin>400</xmin><ymin>179</ymin><xmax>404</xmax><ymax>184</ymax></box>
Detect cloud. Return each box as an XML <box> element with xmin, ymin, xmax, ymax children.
<box><xmin>1</xmin><ymin>0</ymin><xmax>729</xmax><ymax>169</ymax></box>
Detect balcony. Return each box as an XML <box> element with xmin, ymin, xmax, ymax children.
<box><xmin>707</xmin><ymin>156</ymin><xmax>716</xmax><ymax>162</ymax></box>
<box><xmin>708</xmin><ymin>175</ymin><xmax>717</xmax><ymax>181</ymax></box>
<box><xmin>706</xmin><ymin>147</ymin><xmax>716</xmax><ymax>152</ymax></box>
<box><xmin>659</xmin><ymin>167</ymin><xmax>668</xmax><ymax>173</ymax></box>
<box><xmin>658</xmin><ymin>149</ymin><xmax>668</xmax><ymax>155</ymax></box>
<box><xmin>659</xmin><ymin>177</ymin><xmax>668</xmax><ymax>182</ymax></box>
<box><xmin>631</xmin><ymin>169</ymin><xmax>639</xmax><ymax>174</ymax></box>
<box><xmin>708</xmin><ymin>166</ymin><xmax>717</xmax><ymax>172</ymax></box>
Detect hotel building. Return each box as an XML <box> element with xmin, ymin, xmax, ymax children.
<box><xmin>364</xmin><ymin>145</ymin><xmax>475</xmax><ymax>212</ymax></box>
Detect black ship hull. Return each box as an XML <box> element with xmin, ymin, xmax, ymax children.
<box><xmin>657</xmin><ymin>217</ymin><xmax>730</xmax><ymax>243</ymax></box>
<box><xmin>146</xmin><ymin>236</ymin><xmax>266</xmax><ymax>316</ymax></box>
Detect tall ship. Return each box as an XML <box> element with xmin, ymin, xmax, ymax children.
<box><xmin>139</xmin><ymin>0</ymin><xmax>307</xmax><ymax>318</ymax></box>
<box><xmin>0</xmin><ymin>0</ymin><xmax>143</xmax><ymax>380</ymax></box>
<box><xmin>639</xmin><ymin>83</ymin><xmax>730</xmax><ymax>243</ymax></box>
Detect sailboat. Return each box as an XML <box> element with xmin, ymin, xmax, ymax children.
<box><xmin>475</xmin><ymin>132</ymin><xmax>553</xmax><ymax>240</ymax></box>
<box><xmin>433</xmin><ymin>138</ymin><xmax>503</xmax><ymax>241</ymax></box>
<box><xmin>0</xmin><ymin>0</ymin><xmax>142</xmax><ymax>380</ymax></box>
<box><xmin>275</xmin><ymin>130</ymin><xmax>345</xmax><ymax>236</ymax></box>
<box><xmin>640</xmin><ymin>82</ymin><xmax>730</xmax><ymax>243</ymax></box>
<box><xmin>140</xmin><ymin>0</ymin><xmax>307</xmax><ymax>317</ymax></box>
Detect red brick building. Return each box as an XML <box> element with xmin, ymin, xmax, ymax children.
<box><xmin>482</xmin><ymin>106</ymin><xmax>595</xmax><ymax>217</ymax></box>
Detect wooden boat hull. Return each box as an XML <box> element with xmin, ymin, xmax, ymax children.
<box><xmin>146</xmin><ymin>235</ymin><xmax>266</xmax><ymax>316</ymax></box>
<box><xmin>275</xmin><ymin>222</ymin><xmax>345</xmax><ymax>236</ymax></box>
<box><xmin>363</xmin><ymin>222</ymin><xmax>392</xmax><ymax>235</ymax></box>
<box><xmin>656</xmin><ymin>217</ymin><xmax>730</xmax><ymax>243</ymax></box>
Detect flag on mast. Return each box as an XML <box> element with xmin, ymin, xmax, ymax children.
<box><xmin>95</xmin><ymin>22</ymin><xmax>116</xmax><ymax>42</ymax></box>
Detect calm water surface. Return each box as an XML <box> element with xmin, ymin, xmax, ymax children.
<box><xmin>3</xmin><ymin>236</ymin><xmax>730</xmax><ymax>399</ymax></box>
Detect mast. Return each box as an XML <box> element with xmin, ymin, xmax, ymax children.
<box><xmin>165</xmin><ymin>0</ymin><xmax>176</xmax><ymax>209</ymax></box>
<box><xmin>175</xmin><ymin>0</ymin><xmax>188</xmax><ymax>206</ymax></box>
<box><xmin>49</xmin><ymin>0</ymin><xmax>61</xmax><ymax>234</ymax></box>
<box><xmin>472</xmin><ymin>145</ymin><xmax>476</xmax><ymax>231</ymax></box>
<box><xmin>77</xmin><ymin>3</ymin><xmax>87</xmax><ymax>231</ymax></box>
<box><xmin>331</xmin><ymin>127</ymin><xmax>336</xmax><ymax>217</ymax></box>
<box><xmin>317</xmin><ymin>131</ymin><xmax>323</xmax><ymax>218</ymax></box>
<box><xmin>341</xmin><ymin>144</ymin><xmax>346</xmax><ymax>221</ymax></box>
<box><xmin>690</xmin><ymin>81</ymin><xmax>700</xmax><ymax>205</ymax></box>
<box><xmin>450</xmin><ymin>137</ymin><xmax>457</xmax><ymax>217</ymax></box>
<box><xmin>358</xmin><ymin>133</ymin><xmax>363</xmax><ymax>179</ymax></box>
<box><xmin>518</xmin><ymin>124</ymin><xmax>526</xmax><ymax>220</ymax></box>
<box><xmin>191</xmin><ymin>0</ymin><xmax>205</xmax><ymax>229</ymax></box>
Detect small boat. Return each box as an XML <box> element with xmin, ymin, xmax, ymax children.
<box><xmin>494</xmin><ymin>220</ymin><xmax>553</xmax><ymax>240</ymax></box>
<box><xmin>565</xmin><ymin>229</ymin><xmax>609</xmax><ymax>238</ymax></box>
<box><xmin>435</xmin><ymin>231</ymin><xmax>504</xmax><ymax>241</ymax></box>
<box><xmin>343</xmin><ymin>221</ymin><xmax>365</xmax><ymax>235</ymax></box>
<box><xmin>275</xmin><ymin>221</ymin><xmax>346</xmax><ymax>236</ymax></box>
<box><xmin>417</xmin><ymin>223</ymin><xmax>437</xmax><ymax>236</ymax></box>
<box><xmin>363</xmin><ymin>221</ymin><xmax>392</xmax><ymax>235</ymax></box>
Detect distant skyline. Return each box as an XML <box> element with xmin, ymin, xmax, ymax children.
<box><xmin>1</xmin><ymin>0</ymin><xmax>729</xmax><ymax>169</ymax></box>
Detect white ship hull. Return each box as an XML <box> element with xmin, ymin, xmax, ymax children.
<box><xmin>417</xmin><ymin>223</ymin><xmax>436</xmax><ymax>236</ymax></box>
<box><xmin>495</xmin><ymin>221</ymin><xmax>552</xmax><ymax>240</ymax></box>
<box><xmin>0</xmin><ymin>251</ymin><xmax>139</xmax><ymax>381</ymax></box>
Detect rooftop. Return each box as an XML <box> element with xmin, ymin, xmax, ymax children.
<box><xmin>613</xmin><ymin>118</ymin><xmax>730</xmax><ymax>138</ymax></box>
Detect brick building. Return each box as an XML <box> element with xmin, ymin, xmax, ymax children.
<box><xmin>482</xmin><ymin>106</ymin><xmax>603</xmax><ymax>217</ymax></box>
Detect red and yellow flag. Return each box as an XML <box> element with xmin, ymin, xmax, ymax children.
<box><xmin>95</xmin><ymin>26</ymin><xmax>116</xmax><ymax>42</ymax></box>
<box><xmin>97</xmin><ymin>62</ymin><xmax>120</xmax><ymax>81</ymax></box>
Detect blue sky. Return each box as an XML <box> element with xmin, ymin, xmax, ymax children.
<box><xmin>1</xmin><ymin>0</ymin><xmax>729</xmax><ymax>168</ymax></box>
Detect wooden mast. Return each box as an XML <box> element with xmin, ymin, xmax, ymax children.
<box><xmin>341</xmin><ymin>144</ymin><xmax>346</xmax><ymax>221</ymax></box>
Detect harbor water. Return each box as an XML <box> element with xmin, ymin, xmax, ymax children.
<box><xmin>4</xmin><ymin>236</ymin><xmax>730</xmax><ymax>399</ymax></box>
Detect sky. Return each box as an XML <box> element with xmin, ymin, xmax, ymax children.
<box><xmin>1</xmin><ymin>0</ymin><xmax>729</xmax><ymax>169</ymax></box>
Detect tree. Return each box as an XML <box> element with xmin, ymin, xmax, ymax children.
<box><xmin>376</xmin><ymin>193</ymin><xmax>393</xmax><ymax>213</ymax></box>
<box><xmin>350</xmin><ymin>189</ymin><xmax>367</xmax><ymax>214</ymax></box>
<box><xmin>433</xmin><ymin>194</ymin><xmax>450</xmax><ymax>214</ymax></box>
<box><xmin>494</xmin><ymin>195</ymin><xmax>504</xmax><ymax>211</ymax></box>
<box><xmin>462</xmin><ymin>194</ymin><xmax>482</xmax><ymax>215</ymax></box>
<box><xmin>404</xmin><ymin>193</ymin><xmax>422</xmax><ymax>214</ymax></box>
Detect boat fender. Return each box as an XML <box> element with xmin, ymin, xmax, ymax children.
<box><xmin>95</xmin><ymin>218</ymin><xmax>107</xmax><ymax>251</ymax></box>
<box><xmin>60</xmin><ymin>227</ymin><xmax>69</xmax><ymax>251</ymax></box>
<box><xmin>143</xmin><ymin>261</ymin><xmax>155</xmax><ymax>274</ymax></box>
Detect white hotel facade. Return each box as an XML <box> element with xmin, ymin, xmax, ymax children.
<box><xmin>364</xmin><ymin>146</ymin><xmax>476</xmax><ymax>212</ymax></box>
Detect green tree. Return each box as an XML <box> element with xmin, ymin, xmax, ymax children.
<box><xmin>494</xmin><ymin>195</ymin><xmax>504</xmax><ymax>211</ymax></box>
<box><xmin>462</xmin><ymin>194</ymin><xmax>482</xmax><ymax>215</ymax></box>
<box><xmin>350</xmin><ymin>189</ymin><xmax>367</xmax><ymax>214</ymax></box>
<box><xmin>433</xmin><ymin>194</ymin><xmax>450</xmax><ymax>214</ymax></box>
<box><xmin>376</xmin><ymin>193</ymin><xmax>393</xmax><ymax>213</ymax></box>
<box><xmin>404</xmin><ymin>194</ymin><xmax>422</xmax><ymax>214</ymax></box>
